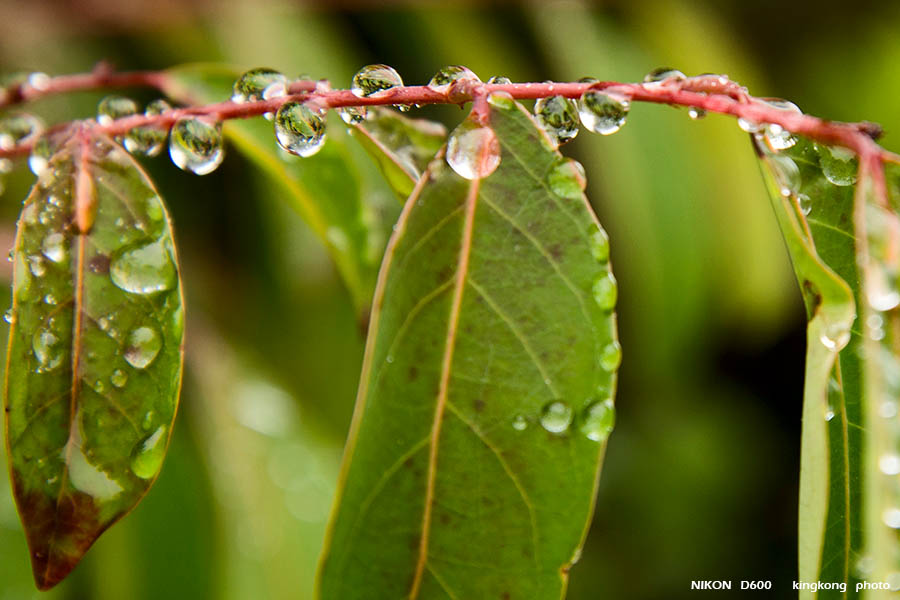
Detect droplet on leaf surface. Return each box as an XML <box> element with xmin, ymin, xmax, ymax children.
<box><xmin>446</xmin><ymin>119</ymin><xmax>501</xmax><ymax>180</ymax></box>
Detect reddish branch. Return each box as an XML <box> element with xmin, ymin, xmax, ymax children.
<box><xmin>1</xmin><ymin>69</ymin><xmax>898</xmax><ymax>185</ymax></box>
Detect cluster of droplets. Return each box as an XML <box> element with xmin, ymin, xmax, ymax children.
<box><xmin>511</xmin><ymin>395</ymin><xmax>616</xmax><ymax>443</ymax></box>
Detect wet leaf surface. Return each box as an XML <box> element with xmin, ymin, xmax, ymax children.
<box><xmin>319</xmin><ymin>100</ymin><xmax>618</xmax><ymax>599</ymax></box>
<box><xmin>4</xmin><ymin>122</ymin><xmax>184</xmax><ymax>589</ymax></box>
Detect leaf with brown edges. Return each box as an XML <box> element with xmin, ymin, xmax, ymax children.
<box><xmin>4</xmin><ymin>122</ymin><xmax>184</xmax><ymax>589</ymax></box>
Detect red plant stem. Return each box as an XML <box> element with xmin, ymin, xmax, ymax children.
<box><xmin>1</xmin><ymin>70</ymin><xmax>898</xmax><ymax>173</ymax></box>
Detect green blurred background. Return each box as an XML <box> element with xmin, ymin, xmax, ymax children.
<box><xmin>0</xmin><ymin>0</ymin><xmax>897</xmax><ymax>598</ymax></box>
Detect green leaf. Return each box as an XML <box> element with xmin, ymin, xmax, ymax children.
<box><xmin>318</xmin><ymin>100</ymin><xmax>618</xmax><ymax>599</ymax></box>
<box><xmin>162</xmin><ymin>64</ymin><xmax>381</xmax><ymax>313</ymax></box>
<box><xmin>350</xmin><ymin>108</ymin><xmax>446</xmax><ymax>201</ymax></box>
<box><xmin>4</xmin><ymin>123</ymin><xmax>184</xmax><ymax>590</ymax></box>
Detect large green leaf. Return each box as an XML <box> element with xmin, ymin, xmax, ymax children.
<box><xmin>4</xmin><ymin>122</ymin><xmax>184</xmax><ymax>589</ymax></box>
<box><xmin>350</xmin><ymin>108</ymin><xmax>446</xmax><ymax>201</ymax></box>
<box><xmin>162</xmin><ymin>63</ymin><xmax>381</xmax><ymax>313</ymax></box>
<box><xmin>318</xmin><ymin>99</ymin><xmax>619</xmax><ymax>599</ymax></box>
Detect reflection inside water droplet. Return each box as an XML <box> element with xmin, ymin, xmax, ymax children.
<box><xmin>130</xmin><ymin>425</ymin><xmax>167</xmax><ymax>479</ymax></box>
<box><xmin>580</xmin><ymin>398</ymin><xmax>615</xmax><ymax>442</ymax></box>
<box><xmin>540</xmin><ymin>401</ymin><xmax>572</xmax><ymax>434</ymax></box>
<box><xmin>446</xmin><ymin>119</ymin><xmax>501</xmax><ymax>180</ymax></box>
<box><xmin>124</xmin><ymin>326</ymin><xmax>162</xmax><ymax>369</ymax></box>
<box><xmin>110</xmin><ymin>238</ymin><xmax>176</xmax><ymax>295</ymax></box>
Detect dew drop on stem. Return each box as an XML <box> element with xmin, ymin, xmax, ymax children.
<box><xmin>169</xmin><ymin>117</ymin><xmax>224</xmax><ymax>175</ymax></box>
<box><xmin>534</xmin><ymin>95</ymin><xmax>579</xmax><ymax>146</ymax></box>
<box><xmin>232</xmin><ymin>68</ymin><xmax>287</xmax><ymax>103</ymax></box>
<box><xmin>274</xmin><ymin>101</ymin><xmax>326</xmax><ymax>157</ymax></box>
<box><xmin>351</xmin><ymin>64</ymin><xmax>403</xmax><ymax>98</ymax></box>
<box><xmin>97</xmin><ymin>95</ymin><xmax>138</xmax><ymax>126</ymax></box>
<box><xmin>578</xmin><ymin>88</ymin><xmax>630</xmax><ymax>136</ymax></box>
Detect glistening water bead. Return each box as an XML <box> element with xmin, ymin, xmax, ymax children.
<box><xmin>351</xmin><ymin>64</ymin><xmax>403</xmax><ymax>98</ymax></box>
<box><xmin>579</xmin><ymin>88</ymin><xmax>630</xmax><ymax>135</ymax></box>
<box><xmin>534</xmin><ymin>96</ymin><xmax>579</xmax><ymax>146</ymax></box>
<box><xmin>274</xmin><ymin>102</ymin><xmax>326</xmax><ymax>157</ymax></box>
<box><xmin>232</xmin><ymin>68</ymin><xmax>287</xmax><ymax>103</ymax></box>
<box><xmin>169</xmin><ymin>117</ymin><xmax>224</xmax><ymax>175</ymax></box>
<box><xmin>446</xmin><ymin>119</ymin><xmax>501</xmax><ymax>180</ymax></box>
<box><xmin>427</xmin><ymin>65</ymin><xmax>481</xmax><ymax>94</ymax></box>
<box><xmin>125</xmin><ymin>99</ymin><xmax>171</xmax><ymax>157</ymax></box>
<box><xmin>97</xmin><ymin>96</ymin><xmax>138</xmax><ymax>126</ymax></box>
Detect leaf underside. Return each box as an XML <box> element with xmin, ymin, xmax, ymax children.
<box><xmin>4</xmin><ymin>122</ymin><xmax>184</xmax><ymax>589</ymax></box>
<box><xmin>758</xmin><ymin>135</ymin><xmax>900</xmax><ymax>598</ymax></box>
<box><xmin>318</xmin><ymin>100</ymin><xmax>618</xmax><ymax>599</ymax></box>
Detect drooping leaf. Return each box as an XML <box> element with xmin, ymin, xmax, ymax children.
<box><xmin>4</xmin><ymin>122</ymin><xmax>184</xmax><ymax>589</ymax></box>
<box><xmin>162</xmin><ymin>64</ymin><xmax>382</xmax><ymax>314</ymax></box>
<box><xmin>350</xmin><ymin>107</ymin><xmax>446</xmax><ymax>200</ymax></box>
<box><xmin>318</xmin><ymin>99</ymin><xmax>619</xmax><ymax>599</ymax></box>
<box><xmin>756</xmin><ymin>134</ymin><xmax>900</xmax><ymax>597</ymax></box>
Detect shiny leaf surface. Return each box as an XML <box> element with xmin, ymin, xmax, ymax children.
<box><xmin>319</xmin><ymin>100</ymin><xmax>618</xmax><ymax>599</ymax></box>
<box><xmin>4</xmin><ymin>123</ymin><xmax>184</xmax><ymax>589</ymax></box>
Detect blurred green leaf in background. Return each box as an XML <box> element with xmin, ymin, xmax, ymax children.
<box><xmin>1</xmin><ymin>0</ymin><xmax>898</xmax><ymax>598</ymax></box>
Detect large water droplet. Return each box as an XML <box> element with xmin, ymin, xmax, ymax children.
<box><xmin>169</xmin><ymin>117</ymin><xmax>224</xmax><ymax>175</ymax></box>
<box><xmin>534</xmin><ymin>96</ymin><xmax>579</xmax><ymax>146</ymax></box>
<box><xmin>590</xmin><ymin>228</ymin><xmax>610</xmax><ymax>263</ymax></box>
<box><xmin>816</xmin><ymin>144</ymin><xmax>858</xmax><ymax>186</ymax></box>
<box><xmin>32</xmin><ymin>328</ymin><xmax>62</xmax><ymax>371</ymax></box>
<box><xmin>110</xmin><ymin>238</ymin><xmax>176</xmax><ymax>295</ymax></box>
<box><xmin>124</xmin><ymin>326</ymin><xmax>162</xmax><ymax>369</ymax></box>
<box><xmin>41</xmin><ymin>232</ymin><xmax>67</xmax><ymax>263</ymax></box>
<box><xmin>0</xmin><ymin>112</ymin><xmax>43</xmax><ymax>150</ymax></box>
<box><xmin>643</xmin><ymin>67</ymin><xmax>686</xmax><ymax>86</ymax></box>
<box><xmin>125</xmin><ymin>99</ymin><xmax>171</xmax><ymax>157</ymax></box>
<box><xmin>97</xmin><ymin>96</ymin><xmax>138</xmax><ymax>126</ymax></box>
<box><xmin>599</xmin><ymin>341</ymin><xmax>622</xmax><ymax>372</ymax></box>
<box><xmin>337</xmin><ymin>106</ymin><xmax>367</xmax><ymax>125</ymax></box>
<box><xmin>27</xmin><ymin>72</ymin><xmax>50</xmax><ymax>91</ymax></box>
<box><xmin>446</xmin><ymin>119</ymin><xmax>501</xmax><ymax>180</ymax></box>
<box><xmin>592</xmin><ymin>272</ymin><xmax>618</xmax><ymax>310</ymax></box>
<box><xmin>427</xmin><ymin>66</ymin><xmax>480</xmax><ymax>94</ymax></box>
<box><xmin>578</xmin><ymin>88</ymin><xmax>630</xmax><ymax>135</ymax></box>
<box><xmin>232</xmin><ymin>68</ymin><xmax>287</xmax><ymax>103</ymax></box>
<box><xmin>546</xmin><ymin>158</ymin><xmax>586</xmax><ymax>200</ymax></box>
<box><xmin>130</xmin><ymin>425</ymin><xmax>167</xmax><ymax>479</ymax></box>
<box><xmin>820</xmin><ymin>320</ymin><xmax>851</xmax><ymax>352</ymax></box>
<box><xmin>759</xmin><ymin>98</ymin><xmax>801</xmax><ymax>151</ymax></box>
<box><xmin>580</xmin><ymin>398</ymin><xmax>615</xmax><ymax>442</ymax></box>
<box><xmin>351</xmin><ymin>64</ymin><xmax>403</xmax><ymax>98</ymax></box>
<box><xmin>688</xmin><ymin>107</ymin><xmax>706</xmax><ymax>120</ymax></box>
<box><xmin>540</xmin><ymin>401</ymin><xmax>573</xmax><ymax>433</ymax></box>
<box><xmin>274</xmin><ymin>102</ymin><xmax>326</xmax><ymax>157</ymax></box>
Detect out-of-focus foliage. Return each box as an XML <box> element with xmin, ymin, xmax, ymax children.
<box><xmin>0</xmin><ymin>0</ymin><xmax>897</xmax><ymax>598</ymax></box>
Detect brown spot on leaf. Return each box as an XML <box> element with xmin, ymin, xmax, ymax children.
<box><xmin>87</xmin><ymin>254</ymin><xmax>109</xmax><ymax>274</ymax></box>
<box><xmin>474</xmin><ymin>398</ymin><xmax>485</xmax><ymax>412</ymax></box>
<box><xmin>408</xmin><ymin>366</ymin><xmax>419</xmax><ymax>381</ymax></box>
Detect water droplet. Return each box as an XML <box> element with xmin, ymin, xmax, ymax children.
<box><xmin>3</xmin><ymin>308</ymin><xmax>13</xmax><ymax>324</ymax></box>
<box><xmin>578</xmin><ymin>88</ymin><xmax>630</xmax><ymax>135</ymax></box>
<box><xmin>28</xmin><ymin>135</ymin><xmax>52</xmax><ymax>176</ymax></box>
<box><xmin>512</xmin><ymin>414</ymin><xmax>528</xmax><ymax>431</ymax></box>
<box><xmin>880</xmin><ymin>400</ymin><xmax>898</xmax><ymax>419</ymax></box>
<box><xmin>580</xmin><ymin>398</ymin><xmax>615</xmax><ymax>442</ymax></box>
<box><xmin>93</xmin><ymin>379</ymin><xmax>106</xmax><ymax>394</ymax></box>
<box><xmin>169</xmin><ymin>117</ymin><xmax>224</xmax><ymax>175</ymax></box>
<box><xmin>855</xmin><ymin>555</ymin><xmax>875</xmax><ymax>577</ymax></box>
<box><xmin>592</xmin><ymin>272</ymin><xmax>618</xmax><ymax>310</ymax></box>
<box><xmin>824</xmin><ymin>407</ymin><xmax>835</xmax><ymax>421</ymax></box>
<box><xmin>27</xmin><ymin>71</ymin><xmax>50</xmax><ymax>91</ymax></box>
<box><xmin>590</xmin><ymin>228</ymin><xmax>610</xmax><ymax>263</ymax></box>
<box><xmin>142</xmin><ymin>410</ymin><xmax>155</xmax><ymax>430</ymax></box>
<box><xmin>351</xmin><ymin>64</ymin><xmax>403</xmax><ymax>98</ymax></box>
<box><xmin>757</xmin><ymin>98</ymin><xmax>801</xmax><ymax>151</ymax></box>
<box><xmin>130</xmin><ymin>425</ymin><xmax>167</xmax><ymax>479</ymax></box>
<box><xmin>97</xmin><ymin>96</ymin><xmax>138</xmax><ymax>126</ymax></box>
<box><xmin>110</xmin><ymin>238</ymin><xmax>177</xmax><ymax>295</ymax></box>
<box><xmin>540</xmin><ymin>401</ymin><xmax>572</xmax><ymax>433</ymax></box>
<box><xmin>110</xmin><ymin>368</ymin><xmax>128</xmax><ymax>388</ymax></box>
<box><xmin>27</xmin><ymin>255</ymin><xmax>46</xmax><ymax>277</ymax></box>
<box><xmin>446</xmin><ymin>119</ymin><xmax>501</xmax><ymax>180</ymax></box>
<box><xmin>32</xmin><ymin>328</ymin><xmax>62</xmax><ymax>371</ymax></box>
<box><xmin>642</xmin><ymin>67</ymin><xmax>686</xmax><ymax>86</ymax></box>
<box><xmin>880</xmin><ymin>453</ymin><xmax>900</xmax><ymax>475</ymax></box>
<box><xmin>487</xmin><ymin>75</ymin><xmax>512</xmax><ymax>85</ymax></box>
<box><xmin>124</xmin><ymin>99</ymin><xmax>171</xmax><ymax>157</ymax></box>
<box><xmin>767</xmin><ymin>154</ymin><xmax>801</xmax><ymax>197</ymax></box>
<box><xmin>486</xmin><ymin>92</ymin><xmax>515</xmax><ymax>110</ymax></box>
<box><xmin>816</xmin><ymin>144</ymin><xmax>858</xmax><ymax>186</ymax></box>
<box><xmin>0</xmin><ymin>112</ymin><xmax>43</xmax><ymax>150</ymax></box>
<box><xmin>274</xmin><ymin>102</ymin><xmax>326</xmax><ymax>157</ymax></box>
<box><xmin>337</xmin><ymin>106</ymin><xmax>367</xmax><ymax>125</ymax></box>
<box><xmin>688</xmin><ymin>107</ymin><xmax>706</xmax><ymax>120</ymax></box>
<box><xmin>737</xmin><ymin>118</ymin><xmax>760</xmax><ymax>133</ymax></box>
<box><xmin>41</xmin><ymin>232</ymin><xmax>67</xmax><ymax>263</ymax></box>
<box><xmin>534</xmin><ymin>95</ymin><xmax>579</xmax><ymax>146</ymax></box>
<box><xmin>427</xmin><ymin>66</ymin><xmax>481</xmax><ymax>94</ymax></box>
<box><xmin>546</xmin><ymin>158</ymin><xmax>586</xmax><ymax>200</ymax></box>
<box><xmin>232</xmin><ymin>68</ymin><xmax>287</xmax><ymax>103</ymax></box>
<box><xmin>43</xmin><ymin>293</ymin><xmax>57</xmax><ymax>306</ymax></box>
<box><xmin>599</xmin><ymin>341</ymin><xmax>622</xmax><ymax>372</ymax></box>
<box><xmin>883</xmin><ymin>507</ymin><xmax>900</xmax><ymax>529</ymax></box>
<box><xmin>820</xmin><ymin>320</ymin><xmax>850</xmax><ymax>352</ymax></box>
<box><xmin>124</xmin><ymin>326</ymin><xmax>162</xmax><ymax>369</ymax></box>
<box><xmin>798</xmin><ymin>193</ymin><xmax>812</xmax><ymax>216</ymax></box>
